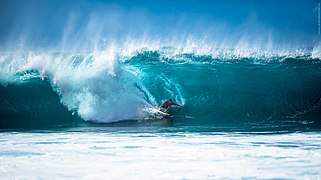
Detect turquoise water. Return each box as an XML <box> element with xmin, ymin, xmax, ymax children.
<box><xmin>1</xmin><ymin>0</ymin><xmax>321</xmax><ymax>179</ymax></box>
<box><xmin>1</xmin><ymin>49</ymin><xmax>321</xmax><ymax>179</ymax></box>
<box><xmin>1</xmin><ymin>50</ymin><xmax>321</xmax><ymax>131</ymax></box>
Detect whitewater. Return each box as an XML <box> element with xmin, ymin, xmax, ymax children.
<box><xmin>1</xmin><ymin>0</ymin><xmax>321</xmax><ymax>179</ymax></box>
<box><xmin>0</xmin><ymin>131</ymin><xmax>320</xmax><ymax>179</ymax></box>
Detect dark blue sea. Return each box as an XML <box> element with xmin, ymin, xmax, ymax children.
<box><xmin>1</xmin><ymin>0</ymin><xmax>321</xmax><ymax>179</ymax></box>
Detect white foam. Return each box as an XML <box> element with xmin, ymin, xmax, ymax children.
<box><xmin>1</xmin><ymin>132</ymin><xmax>320</xmax><ymax>179</ymax></box>
<box><xmin>0</xmin><ymin>50</ymin><xmax>159</xmax><ymax>122</ymax></box>
<box><xmin>312</xmin><ymin>42</ymin><xmax>321</xmax><ymax>59</ymax></box>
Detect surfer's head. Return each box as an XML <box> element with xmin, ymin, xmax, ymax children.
<box><xmin>169</xmin><ymin>99</ymin><xmax>172</xmax><ymax>102</ymax></box>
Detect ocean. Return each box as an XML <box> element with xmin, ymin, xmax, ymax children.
<box><xmin>1</xmin><ymin>0</ymin><xmax>321</xmax><ymax>179</ymax></box>
<box><xmin>1</xmin><ymin>50</ymin><xmax>321</xmax><ymax>130</ymax></box>
<box><xmin>1</xmin><ymin>49</ymin><xmax>321</xmax><ymax>179</ymax></box>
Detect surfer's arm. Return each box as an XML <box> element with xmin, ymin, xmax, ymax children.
<box><xmin>164</xmin><ymin>106</ymin><xmax>171</xmax><ymax>112</ymax></box>
<box><xmin>172</xmin><ymin>102</ymin><xmax>181</xmax><ymax>106</ymax></box>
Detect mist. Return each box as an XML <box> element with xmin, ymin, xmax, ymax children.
<box><xmin>0</xmin><ymin>0</ymin><xmax>319</xmax><ymax>53</ymax></box>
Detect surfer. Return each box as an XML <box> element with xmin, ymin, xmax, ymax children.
<box><xmin>158</xmin><ymin>99</ymin><xmax>182</xmax><ymax>112</ymax></box>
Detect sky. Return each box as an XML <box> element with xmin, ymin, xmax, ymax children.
<box><xmin>0</xmin><ymin>0</ymin><xmax>320</xmax><ymax>51</ymax></box>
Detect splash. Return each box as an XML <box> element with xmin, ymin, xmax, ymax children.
<box><xmin>0</xmin><ymin>50</ymin><xmax>162</xmax><ymax>122</ymax></box>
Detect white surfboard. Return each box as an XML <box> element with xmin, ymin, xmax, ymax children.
<box><xmin>145</xmin><ymin>107</ymin><xmax>170</xmax><ymax>117</ymax></box>
<box><xmin>154</xmin><ymin>108</ymin><xmax>171</xmax><ymax>116</ymax></box>
<box><xmin>145</xmin><ymin>106</ymin><xmax>182</xmax><ymax>117</ymax></box>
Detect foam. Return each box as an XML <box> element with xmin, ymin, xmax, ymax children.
<box><xmin>0</xmin><ymin>51</ymin><xmax>158</xmax><ymax>122</ymax></box>
<box><xmin>0</xmin><ymin>45</ymin><xmax>319</xmax><ymax>122</ymax></box>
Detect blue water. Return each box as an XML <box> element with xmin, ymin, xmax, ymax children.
<box><xmin>1</xmin><ymin>0</ymin><xmax>321</xmax><ymax>179</ymax></box>
<box><xmin>1</xmin><ymin>49</ymin><xmax>321</xmax><ymax>179</ymax></box>
<box><xmin>1</xmin><ymin>50</ymin><xmax>321</xmax><ymax>131</ymax></box>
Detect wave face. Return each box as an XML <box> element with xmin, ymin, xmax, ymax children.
<box><xmin>1</xmin><ymin>49</ymin><xmax>321</xmax><ymax>130</ymax></box>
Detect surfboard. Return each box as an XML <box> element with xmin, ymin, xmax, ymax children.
<box><xmin>147</xmin><ymin>106</ymin><xmax>182</xmax><ymax>117</ymax></box>
<box><xmin>153</xmin><ymin>108</ymin><xmax>170</xmax><ymax>116</ymax></box>
<box><xmin>156</xmin><ymin>106</ymin><xmax>182</xmax><ymax>116</ymax></box>
<box><xmin>145</xmin><ymin>107</ymin><xmax>169</xmax><ymax>116</ymax></box>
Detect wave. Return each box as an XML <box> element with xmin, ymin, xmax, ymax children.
<box><xmin>1</xmin><ymin>48</ymin><xmax>321</xmax><ymax>130</ymax></box>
